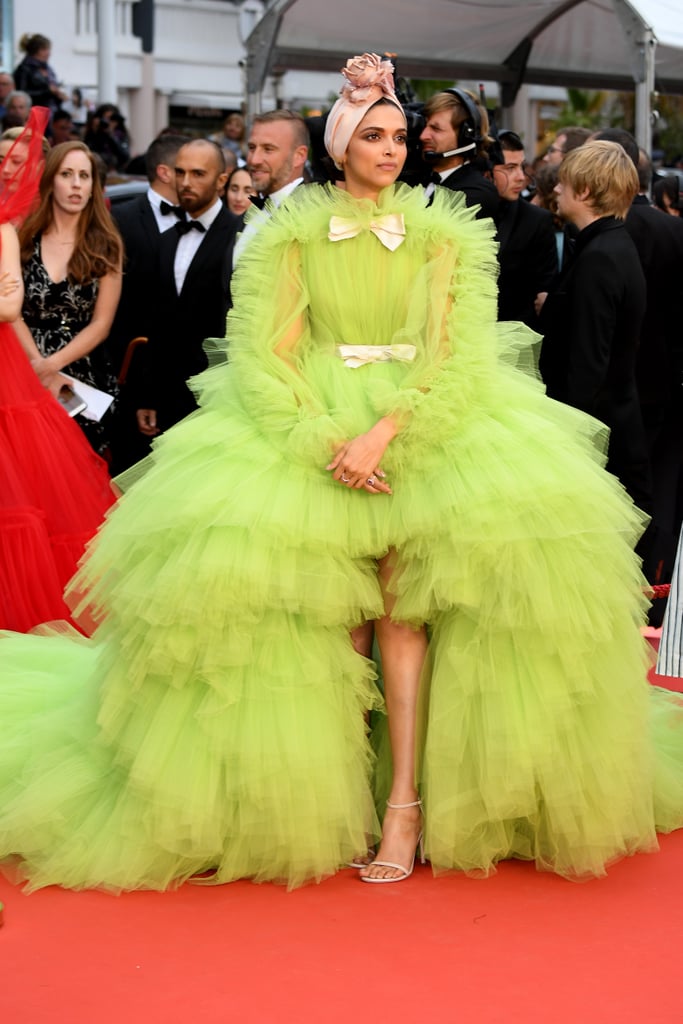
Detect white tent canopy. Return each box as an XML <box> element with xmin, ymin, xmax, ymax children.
<box><xmin>244</xmin><ymin>0</ymin><xmax>683</xmax><ymax>146</ymax></box>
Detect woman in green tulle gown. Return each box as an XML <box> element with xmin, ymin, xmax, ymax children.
<box><xmin>0</xmin><ymin>54</ymin><xmax>682</xmax><ymax>893</ymax></box>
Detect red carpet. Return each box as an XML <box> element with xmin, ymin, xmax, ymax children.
<box><xmin>2</xmin><ymin>828</ymin><xmax>682</xmax><ymax>1023</ymax></box>
<box><xmin>2</xmin><ymin>649</ymin><xmax>681</xmax><ymax>1022</ymax></box>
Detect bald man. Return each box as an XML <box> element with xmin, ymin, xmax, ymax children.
<box><xmin>134</xmin><ymin>139</ymin><xmax>241</xmax><ymax>435</ymax></box>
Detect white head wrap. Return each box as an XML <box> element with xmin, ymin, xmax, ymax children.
<box><xmin>324</xmin><ymin>53</ymin><xmax>406</xmax><ymax>170</ymax></box>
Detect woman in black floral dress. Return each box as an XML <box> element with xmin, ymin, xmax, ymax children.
<box><xmin>15</xmin><ymin>141</ymin><xmax>122</xmax><ymax>453</ymax></box>
<box><xmin>0</xmin><ymin>111</ymin><xmax>115</xmax><ymax>632</ymax></box>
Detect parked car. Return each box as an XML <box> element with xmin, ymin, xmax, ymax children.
<box><xmin>104</xmin><ymin>177</ymin><xmax>148</xmax><ymax>206</ymax></box>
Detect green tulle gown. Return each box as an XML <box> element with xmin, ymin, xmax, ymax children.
<box><xmin>1</xmin><ymin>184</ymin><xmax>682</xmax><ymax>892</ymax></box>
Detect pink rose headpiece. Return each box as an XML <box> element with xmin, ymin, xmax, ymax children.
<box><xmin>324</xmin><ymin>53</ymin><xmax>406</xmax><ymax>169</ymax></box>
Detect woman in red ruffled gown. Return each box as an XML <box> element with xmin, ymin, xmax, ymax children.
<box><xmin>0</xmin><ymin>109</ymin><xmax>115</xmax><ymax>632</ymax></box>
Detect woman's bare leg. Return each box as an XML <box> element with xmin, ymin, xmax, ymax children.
<box><xmin>360</xmin><ymin>551</ymin><xmax>428</xmax><ymax>881</ymax></box>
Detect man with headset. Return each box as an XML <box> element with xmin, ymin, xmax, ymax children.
<box><xmin>419</xmin><ymin>88</ymin><xmax>500</xmax><ymax>222</ymax></box>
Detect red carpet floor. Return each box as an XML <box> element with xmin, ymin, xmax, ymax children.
<box><xmin>2</xmin><ymin>826</ymin><xmax>682</xmax><ymax>1022</ymax></box>
<box><xmin>1</xmin><ymin>656</ymin><xmax>681</xmax><ymax>1023</ymax></box>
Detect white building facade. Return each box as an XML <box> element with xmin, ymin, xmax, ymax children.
<box><xmin>6</xmin><ymin>0</ymin><xmax>569</xmax><ymax>159</ymax></box>
<box><xmin>7</xmin><ymin>0</ymin><xmax>339</xmax><ymax>154</ymax></box>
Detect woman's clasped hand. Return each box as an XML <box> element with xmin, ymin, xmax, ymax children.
<box><xmin>326</xmin><ymin>416</ymin><xmax>396</xmax><ymax>493</ymax></box>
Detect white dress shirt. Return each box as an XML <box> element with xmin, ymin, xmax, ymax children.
<box><xmin>174</xmin><ymin>197</ymin><xmax>223</xmax><ymax>294</ymax></box>
<box><xmin>425</xmin><ymin>164</ymin><xmax>461</xmax><ymax>199</ymax></box>
<box><xmin>232</xmin><ymin>177</ymin><xmax>304</xmax><ymax>265</ymax></box>
<box><xmin>147</xmin><ymin>187</ymin><xmax>182</xmax><ymax>234</ymax></box>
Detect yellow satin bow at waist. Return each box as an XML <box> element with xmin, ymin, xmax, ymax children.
<box><xmin>336</xmin><ymin>344</ymin><xmax>417</xmax><ymax>368</ymax></box>
<box><xmin>328</xmin><ymin>213</ymin><xmax>406</xmax><ymax>251</ymax></box>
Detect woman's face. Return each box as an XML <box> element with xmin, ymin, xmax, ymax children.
<box><xmin>0</xmin><ymin>138</ymin><xmax>29</xmax><ymax>191</ymax></box>
<box><xmin>342</xmin><ymin>104</ymin><xmax>407</xmax><ymax>199</ymax></box>
<box><xmin>661</xmin><ymin>192</ymin><xmax>681</xmax><ymax>217</ymax></box>
<box><xmin>52</xmin><ymin>149</ymin><xmax>93</xmax><ymax>215</ymax></box>
<box><xmin>226</xmin><ymin>169</ymin><xmax>254</xmax><ymax>216</ymax></box>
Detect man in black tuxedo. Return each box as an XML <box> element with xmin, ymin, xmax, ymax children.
<box><xmin>109</xmin><ymin>134</ymin><xmax>189</xmax><ymax>370</ymax></box>
<box><xmin>107</xmin><ymin>134</ymin><xmax>189</xmax><ymax>472</ymax></box>
<box><xmin>492</xmin><ymin>130</ymin><xmax>558</xmax><ymax>329</ymax></box>
<box><xmin>135</xmin><ymin>139</ymin><xmax>240</xmax><ymax>438</ymax></box>
<box><xmin>419</xmin><ymin>88</ymin><xmax>500</xmax><ymax>222</ymax></box>
<box><xmin>593</xmin><ymin>128</ymin><xmax>683</xmax><ymax>587</ymax></box>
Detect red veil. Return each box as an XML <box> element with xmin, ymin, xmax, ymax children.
<box><xmin>0</xmin><ymin>106</ymin><xmax>50</xmax><ymax>228</ymax></box>
<box><xmin>0</xmin><ymin>105</ymin><xmax>115</xmax><ymax>633</ymax></box>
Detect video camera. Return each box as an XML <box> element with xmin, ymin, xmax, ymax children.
<box><xmin>392</xmin><ymin>75</ymin><xmax>427</xmax><ymax>185</ymax></box>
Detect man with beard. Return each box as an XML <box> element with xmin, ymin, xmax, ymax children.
<box><xmin>135</xmin><ymin>139</ymin><xmax>241</xmax><ymax>437</ymax></box>
<box><xmin>233</xmin><ymin>110</ymin><xmax>309</xmax><ymax>263</ymax></box>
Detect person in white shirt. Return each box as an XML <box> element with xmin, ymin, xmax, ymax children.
<box><xmin>108</xmin><ymin>133</ymin><xmax>189</xmax><ymax>472</ymax></box>
<box><xmin>135</xmin><ymin>139</ymin><xmax>240</xmax><ymax>437</ymax></box>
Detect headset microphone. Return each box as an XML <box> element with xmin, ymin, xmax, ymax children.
<box><xmin>422</xmin><ymin>87</ymin><xmax>482</xmax><ymax>164</ymax></box>
<box><xmin>423</xmin><ymin>142</ymin><xmax>476</xmax><ymax>163</ymax></box>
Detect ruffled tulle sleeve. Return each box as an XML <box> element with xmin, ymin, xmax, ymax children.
<box><xmin>195</xmin><ymin>189</ymin><xmax>355</xmax><ymax>465</ymax></box>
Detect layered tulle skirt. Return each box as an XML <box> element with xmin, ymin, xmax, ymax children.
<box><xmin>0</xmin><ymin>324</ymin><xmax>114</xmax><ymax>632</ymax></box>
<box><xmin>1</xmin><ymin>337</ymin><xmax>682</xmax><ymax>890</ymax></box>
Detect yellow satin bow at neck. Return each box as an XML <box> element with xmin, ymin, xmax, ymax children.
<box><xmin>328</xmin><ymin>213</ymin><xmax>406</xmax><ymax>251</ymax></box>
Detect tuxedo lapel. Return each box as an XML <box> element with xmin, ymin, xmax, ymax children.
<box><xmin>139</xmin><ymin>197</ymin><xmax>161</xmax><ymax>244</ymax></box>
<box><xmin>497</xmin><ymin>198</ymin><xmax>521</xmax><ymax>251</ymax></box>
<box><xmin>179</xmin><ymin>207</ymin><xmax>233</xmax><ymax>297</ymax></box>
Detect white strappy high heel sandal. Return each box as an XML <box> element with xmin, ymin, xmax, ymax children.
<box><xmin>360</xmin><ymin>798</ymin><xmax>425</xmax><ymax>884</ymax></box>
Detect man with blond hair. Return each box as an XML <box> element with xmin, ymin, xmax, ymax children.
<box><xmin>538</xmin><ymin>140</ymin><xmax>652</xmax><ymax>518</ymax></box>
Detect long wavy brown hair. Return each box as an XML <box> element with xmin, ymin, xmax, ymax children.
<box><xmin>19</xmin><ymin>141</ymin><xmax>122</xmax><ymax>282</ymax></box>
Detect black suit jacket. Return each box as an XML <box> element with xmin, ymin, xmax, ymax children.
<box><xmin>109</xmin><ymin>193</ymin><xmax>167</xmax><ymax>373</ymax></box>
<box><xmin>437</xmin><ymin>163</ymin><xmax>501</xmax><ymax>222</ymax></box>
<box><xmin>497</xmin><ymin>199</ymin><xmax>558</xmax><ymax>328</ymax></box>
<box><xmin>539</xmin><ymin>216</ymin><xmax>651</xmax><ymax>511</ymax></box>
<box><xmin>135</xmin><ymin>205</ymin><xmax>240</xmax><ymax>431</ymax></box>
<box><xmin>624</xmin><ymin>197</ymin><xmax>683</xmax><ymax>421</ymax></box>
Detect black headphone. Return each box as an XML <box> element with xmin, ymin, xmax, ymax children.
<box><xmin>442</xmin><ymin>88</ymin><xmax>483</xmax><ymax>150</ymax></box>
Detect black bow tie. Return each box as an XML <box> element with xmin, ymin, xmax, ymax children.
<box><xmin>249</xmin><ymin>194</ymin><xmax>268</xmax><ymax>210</ymax></box>
<box><xmin>429</xmin><ymin>171</ymin><xmax>441</xmax><ymax>185</ymax></box>
<box><xmin>175</xmin><ymin>218</ymin><xmax>206</xmax><ymax>236</ymax></box>
<box><xmin>160</xmin><ymin>200</ymin><xmax>184</xmax><ymax>218</ymax></box>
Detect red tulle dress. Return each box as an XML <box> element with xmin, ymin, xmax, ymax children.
<box><xmin>0</xmin><ymin>110</ymin><xmax>115</xmax><ymax>632</ymax></box>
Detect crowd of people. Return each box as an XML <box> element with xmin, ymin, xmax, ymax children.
<box><xmin>0</xmin><ymin>50</ymin><xmax>682</xmax><ymax>893</ymax></box>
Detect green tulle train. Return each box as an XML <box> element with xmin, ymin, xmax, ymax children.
<box><xmin>1</xmin><ymin>182</ymin><xmax>682</xmax><ymax>891</ymax></box>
